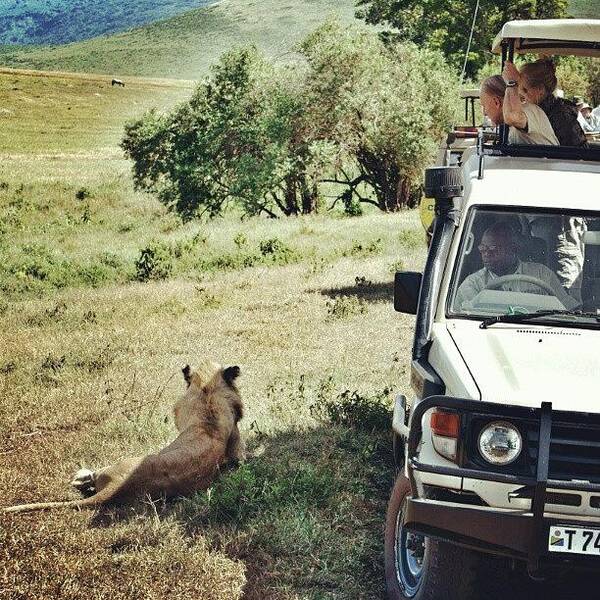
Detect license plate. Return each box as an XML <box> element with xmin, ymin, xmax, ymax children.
<box><xmin>548</xmin><ymin>526</ymin><xmax>600</xmax><ymax>555</ymax></box>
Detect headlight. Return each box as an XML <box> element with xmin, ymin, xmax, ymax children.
<box><xmin>478</xmin><ymin>421</ymin><xmax>522</xmax><ymax>465</ymax></box>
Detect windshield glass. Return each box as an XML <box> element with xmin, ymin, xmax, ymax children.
<box><xmin>448</xmin><ymin>207</ymin><xmax>600</xmax><ymax>320</ymax></box>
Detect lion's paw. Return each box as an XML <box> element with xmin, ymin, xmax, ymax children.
<box><xmin>71</xmin><ymin>468</ymin><xmax>96</xmax><ymax>496</ymax></box>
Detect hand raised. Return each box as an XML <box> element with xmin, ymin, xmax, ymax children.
<box><xmin>502</xmin><ymin>61</ymin><xmax>520</xmax><ymax>83</ymax></box>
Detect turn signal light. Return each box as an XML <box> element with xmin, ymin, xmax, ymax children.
<box><xmin>430</xmin><ymin>410</ymin><xmax>460</xmax><ymax>438</ymax></box>
<box><xmin>430</xmin><ymin>410</ymin><xmax>460</xmax><ymax>462</ymax></box>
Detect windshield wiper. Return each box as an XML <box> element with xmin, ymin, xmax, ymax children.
<box><xmin>479</xmin><ymin>309</ymin><xmax>600</xmax><ymax>329</ymax></box>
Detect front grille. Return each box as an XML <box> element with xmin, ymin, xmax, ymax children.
<box><xmin>527</xmin><ymin>421</ymin><xmax>600</xmax><ymax>483</ymax></box>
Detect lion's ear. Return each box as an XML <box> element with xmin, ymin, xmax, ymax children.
<box><xmin>223</xmin><ymin>366</ymin><xmax>240</xmax><ymax>387</ymax></box>
<box><xmin>182</xmin><ymin>365</ymin><xmax>192</xmax><ymax>386</ymax></box>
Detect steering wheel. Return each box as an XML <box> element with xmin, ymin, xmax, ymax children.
<box><xmin>484</xmin><ymin>274</ymin><xmax>557</xmax><ymax>296</ymax></box>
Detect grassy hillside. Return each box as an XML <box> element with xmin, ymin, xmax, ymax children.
<box><xmin>569</xmin><ymin>0</ymin><xmax>600</xmax><ymax>16</ymax></box>
<box><xmin>0</xmin><ymin>69</ymin><xmax>193</xmax><ymax>154</ymax></box>
<box><xmin>0</xmin><ymin>67</ymin><xmax>418</xmax><ymax>600</ymax></box>
<box><xmin>0</xmin><ymin>0</ymin><xmax>214</xmax><ymax>46</ymax></box>
<box><xmin>0</xmin><ymin>0</ymin><xmax>360</xmax><ymax>80</ymax></box>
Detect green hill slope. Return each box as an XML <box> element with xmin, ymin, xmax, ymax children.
<box><xmin>0</xmin><ymin>0</ymin><xmax>359</xmax><ymax>80</ymax></box>
<box><xmin>569</xmin><ymin>0</ymin><xmax>600</xmax><ymax>17</ymax></box>
<box><xmin>0</xmin><ymin>0</ymin><xmax>214</xmax><ymax>46</ymax></box>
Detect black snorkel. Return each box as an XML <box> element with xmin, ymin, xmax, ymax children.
<box><xmin>412</xmin><ymin>166</ymin><xmax>464</xmax><ymax>361</ymax></box>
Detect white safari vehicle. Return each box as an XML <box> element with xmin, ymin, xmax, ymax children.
<box><xmin>385</xmin><ymin>19</ymin><xmax>600</xmax><ymax>600</ymax></box>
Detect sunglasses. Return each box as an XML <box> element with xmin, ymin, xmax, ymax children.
<box><xmin>477</xmin><ymin>244</ymin><xmax>501</xmax><ymax>254</ymax></box>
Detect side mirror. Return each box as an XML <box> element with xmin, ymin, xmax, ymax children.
<box><xmin>394</xmin><ymin>271</ymin><xmax>422</xmax><ymax>314</ymax></box>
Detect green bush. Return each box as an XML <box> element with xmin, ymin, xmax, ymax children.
<box><xmin>233</xmin><ymin>233</ymin><xmax>247</xmax><ymax>248</ymax></box>
<box><xmin>259</xmin><ymin>237</ymin><xmax>297</xmax><ymax>264</ymax></box>
<box><xmin>311</xmin><ymin>388</ymin><xmax>392</xmax><ymax>432</ymax></box>
<box><xmin>326</xmin><ymin>295</ymin><xmax>367</xmax><ymax>320</ymax></box>
<box><xmin>135</xmin><ymin>241</ymin><xmax>173</xmax><ymax>282</ymax></box>
<box><xmin>344</xmin><ymin>238</ymin><xmax>383</xmax><ymax>258</ymax></box>
<box><xmin>342</xmin><ymin>190</ymin><xmax>363</xmax><ymax>217</ymax></box>
<box><xmin>76</xmin><ymin>263</ymin><xmax>110</xmax><ymax>287</ymax></box>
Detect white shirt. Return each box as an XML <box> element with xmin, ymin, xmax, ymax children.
<box><xmin>454</xmin><ymin>260</ymin><xmax>577</xmax><ymax>311</ymax></box>
<box><xmin>577</xmin><ymin>111</ymin><xmax>595</xmax><ymax>132</ymax></box>
<box><xmin>509</xmin><ymin>103</ymin><xmax>559</xmax><ymax>146</ymax></box>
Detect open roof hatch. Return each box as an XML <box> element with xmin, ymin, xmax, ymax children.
<box><xmin>492</xmin><ymin>19</ymin><xmax>600</xmax><ymax>58</ymax></box>
<box><xmin>481</xmin><ymin>19</ymin><xmax>600</xmax><ymax>162</ymax></box>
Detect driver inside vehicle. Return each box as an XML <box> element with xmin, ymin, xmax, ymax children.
<box><xmin>454</xmin><ymin>221</ymin><xmax>578</xmax><ymax>311</ymax></box>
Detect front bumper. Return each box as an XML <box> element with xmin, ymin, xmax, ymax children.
<box><xmin>405</xmin><ymin>396</ymin><xmax>600</xmax><ymax>572</ymax></box>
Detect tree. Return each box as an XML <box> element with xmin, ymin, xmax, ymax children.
<box><xmin>355</xmin><ymin>0</ymin><xmax>568</xmax><ymax>77</ymax></box>
<box><xmin>302</xmin><ymin>21</ymin><xmax>458</xmax><ymax>210</ymax></box>
<box><xmin>122</xmin><ymin>47</ymin><xmax>326</xmax><ymax>219</ymax></box>
<box><xmin>122</xmin><ymin>22</ymin><xmax>458</xmax><ymax>217</ymax></box>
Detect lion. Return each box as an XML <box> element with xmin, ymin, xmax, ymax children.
<box><xmin>1</xmin><ymin>361</ymin><xmax>245</xmax><ymax>514</ymax></box>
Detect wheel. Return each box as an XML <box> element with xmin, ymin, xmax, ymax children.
<box><xmin>384</xmin><ymin>475</ymin><xmax>480</xmax><ymax>600</ymax></box>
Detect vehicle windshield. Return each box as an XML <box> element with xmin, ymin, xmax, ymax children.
<box><xmin>448</xmin><ymin>207</ymin><xmax>600</xmax><ymax>322</ymax></box>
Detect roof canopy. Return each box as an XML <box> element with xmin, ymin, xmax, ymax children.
<box><xmin>492</xmin><ymin>19</ymin><xmax>600</xmax><ymax>58</ymax></box>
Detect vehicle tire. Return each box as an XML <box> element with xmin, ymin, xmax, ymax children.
<box><xmin>384</xmin><ymin>475</ymin><xmax>479</xmax><ymax>600</ymax></box>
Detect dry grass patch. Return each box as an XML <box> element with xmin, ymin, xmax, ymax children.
<box><xmin>1</xmin><ymin>210</ymin><xmax>421</xmax><ymax>598</ymax></box>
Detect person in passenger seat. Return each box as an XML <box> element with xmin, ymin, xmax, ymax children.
<box><xmin>454</xmin><ymin>222</ymin><xmax>578</xmax><ymax>311</ymax></box>
<box><xmin>529</xmin><ymin>216</ymin><xmax>587</xmax><ymax>303</ymax></box>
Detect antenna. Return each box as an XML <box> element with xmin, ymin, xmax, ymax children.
<box><xmin>460</xmin><ymin>0</ymin><xmax>480</xmax><ymax>86</ymax></box>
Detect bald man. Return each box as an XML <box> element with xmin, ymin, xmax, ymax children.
<box><xmin>454</xmin><ymin>222</ymin><xmax>577</xmax><ymax>311</ymax></box>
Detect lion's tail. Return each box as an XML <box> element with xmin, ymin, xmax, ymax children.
<box><xmin>1</xmin><ymin>487</ymin><xmax>115</xmax><ymax>514</ymax></box>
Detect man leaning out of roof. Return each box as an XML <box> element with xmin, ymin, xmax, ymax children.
<box><xmin>480</xmin><ymin>74</ymin><xmax>559</xmax><ymax>146</ymax></box>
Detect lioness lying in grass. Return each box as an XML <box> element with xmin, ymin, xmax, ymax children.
<box><xmin>2</xmin><ymin>361</ymin><xmax>245</xmax><ymax>513</ymax></box>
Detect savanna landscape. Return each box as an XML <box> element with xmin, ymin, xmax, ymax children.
<box><xmin>0</xmin><ymin>65</ymin><xmax>423</xmax><ymax>599</ymax></box>
<box><xmin>1</xmin><ymin>1</ymin><xmax>599</xmax><ymax>599</ymax></box>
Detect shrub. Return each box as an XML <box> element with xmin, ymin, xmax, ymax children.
<box><xmin>311</xmin><ymin>388</ymin><xmax>392</xmax><ymax>432</ymax></box>
<box><xmin>41</xmin><ymin>354</ymin><xmax>66</xmax><ymax>373</ymax></box>
<box><xmin>259</xmin><ymin>237</ymin><xmax>297</xmax><ymax>264</ymax></box>
<box><xmin>75</xmin><ymin>187</ymin><xmax>91</xmax><ymax>201</ymax></box>
<box><xmin>99</xmin><ymin>252</ymin><xmax>124</xmax><ymax>269</ymax></box>
<box><xmin>398</xmin><ymin>229</ymin><xmax>422</xmax><ymax>250</ymax></box>
<box><xmin>326</xmin><ymin>295</ymin><xmax>367</xmax><ymax>320</ymax></box>
<box><xmin>76</xmin><ymin>262</ymin><xmax>110</xmax><ymax>287</ymax></box>
<box><xmin>171</xmin><ymin>233</ymin><xmax>204</xmax><ymax>258</ymax></box>
<box><xmin>233</xmin><ymin>232</ymin><xmax>247</xmax><ymax>248</ymax></box>
<box><xmin>202</xmin><ymin>252</ymin><xmax>258</xmax><ymax>272</ymax></box>
<box><xmin>135</xmin><ymin>241</ymin><xmax>173</xmax><ymax>281</ymax></box>
<box><xmin>388</xmin><ymin>259</ymin><xmax>404</xmax><ymax>273</ymax></box>
<box><xmin>342</xmin><ymin>190</ymin><xmax>363</xmax><ymax>217</ymax></box>
<box><xmin>118</xmin><ymin>221</ymin><xmax>135</xmax><ymax>233</ymax></box>
<box><xmin>344</xmin><ymin>238</ymin><xmax>383</xmax><ymax>258</ymax></box>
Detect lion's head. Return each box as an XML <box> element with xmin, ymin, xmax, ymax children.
<box><xmin>175</xmin><ymin>361</ymin><xmax>243</xmax><ymax>434</ymax></box>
